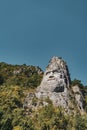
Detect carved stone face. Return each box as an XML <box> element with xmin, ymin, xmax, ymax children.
<box><xmin>38</xmin><ymin>57</ymin><xmax>68</xmax><ymax>93</ymax></box>
<box><xmin>44</xmin><ymin>69</ymin><xmax>64</xmax><ymax>83</ymax></box>
<box><xmin>40</xmin><ymin>69</ymin><xmax>65</xmax><ymax>92</ymax></box>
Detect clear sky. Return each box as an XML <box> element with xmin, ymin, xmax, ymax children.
<box><xmin>0</xmin><ymin>0</ymin><xmax>87</xmax><ymax>85</ymax></box>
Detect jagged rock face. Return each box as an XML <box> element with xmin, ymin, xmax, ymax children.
<box><xmin>36</xmin><ymin>57</ymin><xmax>70</xmax><ymax>92</ymax></box>
<box><xmin>72</xmin><ymin>85</ymin><xmax>85</xmax><ymax>114</ymax></box>
<box><xmin>24</xmin><ymin>56</ymin><xmax>85</xmax><ymax>115</ymax></box>
<box><xmin>35</xmin><ymin>57</ymin><xmax>71</xmax><ymax>111</ymax></box>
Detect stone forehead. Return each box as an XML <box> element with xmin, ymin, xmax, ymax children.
<box><xmin>46</xmin><ymin>57</ymin><xmax>65</xmax><ymax>71</ymax></box>
<box><xmin>45</xmin><ymin>66</ymin><xmax>59</xmax><ymax>72</ymax></box>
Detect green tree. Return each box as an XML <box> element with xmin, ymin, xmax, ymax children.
<box><xmin>0</xmin><ymin>75</ymin><xmax>4</xmax><ymax>85</ymax></box>
<box><xmin>71</xmin><ymin>79</ymin><xmax>83</xmax><ymax>88</ymax></box>
<box><xmin>75</xmin><ymin>115</ymin><xmax>87</xmax><ymax>130</ymax></box>
<box><xmin>1</xmin><ymin>118</ymin><xmax>13</xmax><ymax>130</ymax></box>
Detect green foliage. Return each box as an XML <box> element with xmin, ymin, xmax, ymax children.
<box><xmin>0</xmin><ymin>75</ymin><xmax>4</xmax><ymax>85</ymax></box>
<box><xmin>71</xmin><ymin>79</ymin><xmax>83</xmax><ymax>88</ymax></box>
<box><xmin>75</xmin><ymin>115</ymin><xmax>87</xmax><ymax>130</ymax></box>
<box><xmin>0</xmin><ymin>62</ymin><xmax>87</xmax><ymax>129</ymax></box>
<box><xmin>0</xmin><ymin>62</ymin><xmax>43</xmax><ymax>88</ymax></box>
<box><xmin>0</xmin><ymin>84</ymin><xmax>87</xmax><ymax>130</ymax></box>
<box><xmin>1</xmin><ymin>118</ymin><xmax>13</xmax><ymax>130</ymax></box>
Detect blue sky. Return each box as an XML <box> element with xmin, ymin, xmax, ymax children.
<box><xmin>0</xmin><ymin>0</ymin><xmax>87</xmax><ymax>85</ymax></box>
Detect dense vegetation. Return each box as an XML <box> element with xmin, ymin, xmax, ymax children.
<box><xmin>0</xmin><ymin>62</ymin><xmax>87</xmax><ymax>130</ymax></box>
<box><xmin>0</xmin><ymin>62</ymin><xmax>43</xmax><ymax>88</ymax></box>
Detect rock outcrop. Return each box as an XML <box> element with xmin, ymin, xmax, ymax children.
<box><xmin>23</xmin><ymin>56</ymin><xmax>85</xmax><ymax>115</ymax></box>
<box><xmin>35</xmin><ymin>57</ymin><xmax>71</xmax><ymax>110</ymax></box>
<box><xmin>72</xmin><ymin>85</ymin><xmax>85</xmax><ymax>115</ymax></box>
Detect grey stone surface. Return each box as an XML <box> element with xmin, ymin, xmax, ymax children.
<box><xmin>24</xmin><ymin>56</ymin><xmax>85</xmax><ymax>115</ymax></box>
<box><xmin>36</xmin><ymin>57</ymin><xmax>70</xmax><ymax>109</ymax></box>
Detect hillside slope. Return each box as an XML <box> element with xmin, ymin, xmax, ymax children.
<box><xmin>0</xmin><ymin>60</ymin><xmax>87</xmax><ymax>130</ymax></box>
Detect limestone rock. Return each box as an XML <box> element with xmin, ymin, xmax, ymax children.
<box><xmin>24</xmin><ymin>56</ymin><xmax>85</xmax><ymax>115</ymax></box>
<box><xmin>72</xmin><ymin>85</ymin><xmax>85</xmax><ymax>114</ymax></box>
<box><xmin>35</xmin><ymin>57</ymin><xmax>71</xmax><ymax>110</ymax></box>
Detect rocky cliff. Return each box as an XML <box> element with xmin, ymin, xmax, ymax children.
<box><xmin>24</xmin><ymin>56</ymin><xmax>85</xmax><ymax>115</ymax></box>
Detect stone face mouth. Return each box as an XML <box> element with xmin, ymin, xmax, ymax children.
<box><xmin>47</xmin><ymin>78</ymin><xmax>56</xmax><ymax>81</ymax></box>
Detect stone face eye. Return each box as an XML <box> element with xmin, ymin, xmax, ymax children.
<box><xmin>53</xmin><ymin>69</ymin><xmax>58</xmax><ymax>74</ymax></box>
<box><xmin>46</xmin><ymin>71</ymin><xmax>50</xmax><ymax>75</ymax></box>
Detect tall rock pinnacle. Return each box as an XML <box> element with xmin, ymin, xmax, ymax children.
<box><xmin>36</xmin><ymin>57</ymin><xmax>71</xmax><ymax>111</ymax></box>
<box><xmin>37</xmin><ymin>56</ymin><xmax>70</xmax><ymax>92</ymax></box>
<box><xmin>24</xmin><ymin>56</ymin><xmax>85</xmax><ymax>115</ymax></box>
